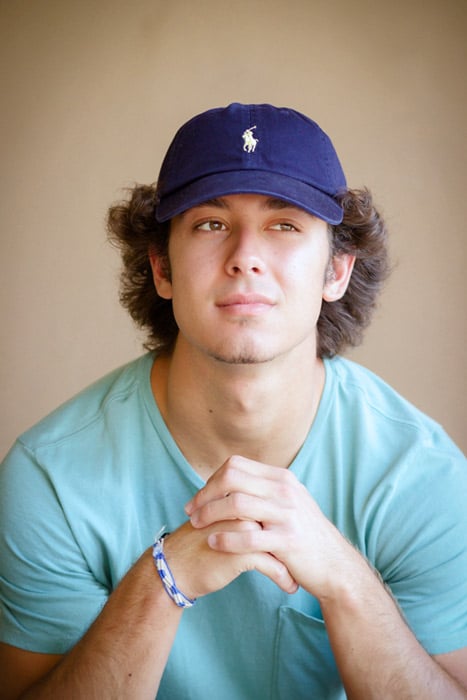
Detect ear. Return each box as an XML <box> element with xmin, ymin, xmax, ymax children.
<box><xmin>149</xmin><ymin>249</ymin><xmax>173</xmax><ymax>300</ymax></box>
<box><xmin>323</xmin><ymin>253</ymin><xmax>356</xmax><ymax>302</ymax></box>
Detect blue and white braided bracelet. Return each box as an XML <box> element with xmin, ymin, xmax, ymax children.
<box><xmin>152</xmin><ymin>530</ymin><xmax>196</xmax><ymax>608</ymax></box>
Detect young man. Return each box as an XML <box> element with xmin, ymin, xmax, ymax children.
<box><xmin>1</xmin><ymin>103</ymin><xmax>466</xmax><ymax>699</ymax></box>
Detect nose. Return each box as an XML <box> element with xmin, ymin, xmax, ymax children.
<box><xmin>224</xmin><ymin>228</ymin><xmax>266</xmax><ymax>276</ymax></box>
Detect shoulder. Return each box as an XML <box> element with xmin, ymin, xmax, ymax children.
<box><xmin>321</xmin><ymin>358</ymin><xmax>467</xmax><ymax>655</ymax></box>
<box><xmin>4</xmin><ymin>353</ymin><xmax>155</xmax><ymax>461</ymax></box>
<box><xmin>328</xmin><ymin>355</ymin><xmax>427</xmax><ymax>420</ymax></box>
<box><xmin>325</xmin><ymin>356</ymin><xmax>463</xmax><ymax>458</ymax></box>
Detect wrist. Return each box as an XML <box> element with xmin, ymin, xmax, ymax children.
<box><xmin>319</xmin><ymin>549</ymin><xmax>391</xmax><ymax>620</ymax></box>
<box><xmin>152</xmin><ymin>532</ymin><xmax>197</xmax><ymax>609</ymax></box>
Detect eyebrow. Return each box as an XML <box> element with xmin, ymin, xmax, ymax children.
<box><xmin>263</xmin><ymin>197</ymin><xmax>303</xmax><ymax>211</ymax></box>
<box><xmin>193</xmin><ymin>198</ymin><xmax>228</xmax><ymax>209</ymax></box>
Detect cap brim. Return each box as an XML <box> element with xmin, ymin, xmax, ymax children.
<box><xmin>155</xmin><ymin>170</ymin><xmax>344</xmax><ymax>225</ymax></box>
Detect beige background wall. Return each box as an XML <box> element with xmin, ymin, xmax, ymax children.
<box><xmin>1</xmin><ymin>0</ymin><xmax>466</xmax><ymax>458</ymax></box>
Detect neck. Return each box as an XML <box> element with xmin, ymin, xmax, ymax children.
<box><xmin>151</xmin><ymin>339</ymin><xmax>325</xmax><ymax>479</ymax></box>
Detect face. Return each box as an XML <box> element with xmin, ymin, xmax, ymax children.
<box><xmin>150</xmin><ymin>194</ymin><xmax>354</xmax><ymax>365</ymax></box>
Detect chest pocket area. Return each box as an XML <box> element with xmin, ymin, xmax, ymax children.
<box><xmin>271</xmin><ymin>606</ymin><xmax>345</xmax><ymax>700</ymax></box>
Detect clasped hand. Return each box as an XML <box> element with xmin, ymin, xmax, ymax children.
<box><xmin>183</xmin><ymin>455</ymin><xmax>353</xmax><ymax>601</ymax></box>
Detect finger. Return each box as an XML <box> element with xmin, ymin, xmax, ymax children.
<box><xmin>241</xmin><ymin>551</ymin><xmax>298</xmax><ymax>594</ymax></box>
<box><xmin>207</xmin><ymin>528</ymin><xmax>289</xmax><ymax>555</ymax></box>
<box><xmin>213</xmin><ymin>518</ymin><xmax>262</xmax><ymax>533</ymax></box>
<box><xmin>190</xmin><ymin>491</ymin><xmax>288</xmax><ymax>529</ymax></box>
<box><xmin>185</xmin><ymin>455</ymin><xmax>290</xmax><ymax>515</ymax></box>
<box><xmin>186</xmin><ymin>456</ymin><xmax>277</xmax><ymax>515</ymax></box>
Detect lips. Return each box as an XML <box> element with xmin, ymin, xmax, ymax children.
<box><xmin>217</xmin><ymin>293</ymin><xmax>274</xmax><ymax>307</ymax></box>
<box><xmin>216</xmin><ymin>293</ymin><xmax>276</xmax><ymax>316</ymax></box>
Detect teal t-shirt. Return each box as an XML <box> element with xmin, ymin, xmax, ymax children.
<box><xmin>1</xmin><ymin>353</ymin><xmax>466</xmax><ymax>699</ymax></box>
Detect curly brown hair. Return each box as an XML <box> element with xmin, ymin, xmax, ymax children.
<box><xmin>107</xmin><ymin>185</ymin><xmax>390</xmax><ymax>358</ymax></box>
<box><xmin>318</xmin><ymin>188</ymin><xmax>390</xmax><ymax>356</ymax></box>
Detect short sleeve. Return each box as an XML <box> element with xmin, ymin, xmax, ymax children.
<box><xmin>366</xmin><ymin>444</ymin><xmax>467</xmax><ymax>655</ymax></box>
<box><xmin>0</xmin><ymin>440</ymin><xmax>109</xmax><ymax>654</ymax></box>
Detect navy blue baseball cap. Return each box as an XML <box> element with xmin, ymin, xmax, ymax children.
<box><xmin>155</xmin><ymin>103</ymin><xmax>347</xmax><ymax>225</ymax></box>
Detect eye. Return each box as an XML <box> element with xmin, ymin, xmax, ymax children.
<box><xmin>195</xmin><ymin>219</ymin><xmax>227</xmax><ymax>232</ymax></box>
<box><xmin>269</xmin><ymin>222</ymin><xmax>299</xmax><ymax>232</ymax></box>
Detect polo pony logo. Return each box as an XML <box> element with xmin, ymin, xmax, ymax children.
<box><xmin>242</xmin><ymin>126</ymin><xmax>258</xmax><ymax>153</ymax></box>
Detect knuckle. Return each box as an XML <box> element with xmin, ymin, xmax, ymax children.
<box><xmin>281</xmin><ymin>468</ymin><xmax>296</xmax><ymax>486</ymax></box>
<box><xmin>229</xmin><ymin>491</ymin><xmax>244</xmax><ymax>509</ymax></box>
<box><xmin>222</xmin><ymin>455</ymin><xmax>248</xmax><ymax>483</ymax></box>
<box><xmin>276</xmin><ymin>469</ymin><xmax>297</xmax><ymax>501</ymax></box>
<box><xmin>227</xmin><ymin>454</ymin><xmax>245</xmax><ymax>468</ymax></box>
<box><xmin>243</xmin><ymin>528</ymin><xmax>260</xmax><ymax>548</ymax></box>
<box><xmin>218</xmin><ymin>465</ymin><xmax>238</xmax><ymax>492</ymax></box>
<box><xmin>276</xmin><ymin>480</ymin><xmax>293</xmax><ymax>502</ymax></box>
<box><xmin>197</xmin><ymin>500</ymin><xmax>216</xmax><ymax>523</ymax></box>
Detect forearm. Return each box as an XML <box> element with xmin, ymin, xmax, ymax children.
<box><xmin>16</xmin><ymin>518</ymin><xmax>293</xmax><ymax>700</ymax></box>
<box><xmin>21</xmin><ymin>548</ymin><xmax>182</xmax><ymax>699</ymax></box>
<box><xmin>320</xmin><ymin>551</ymin><xmax>467</xmax><ymax>699</ymax></box>
<box><xmin>186</xmin><ymin>456</ymin><xmax>467</xmax><ymax>695</ymax></box>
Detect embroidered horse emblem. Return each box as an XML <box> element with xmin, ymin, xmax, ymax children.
<box><xmin>242</xmin><ymin>126</ymin><xmax>258</xmax><ymax>153</ymax></box>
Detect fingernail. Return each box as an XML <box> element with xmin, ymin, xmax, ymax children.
<box><xmin>185</xmin><ymin>500</ymin><xmax>193</xmax><ymax>515</ymax></box>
